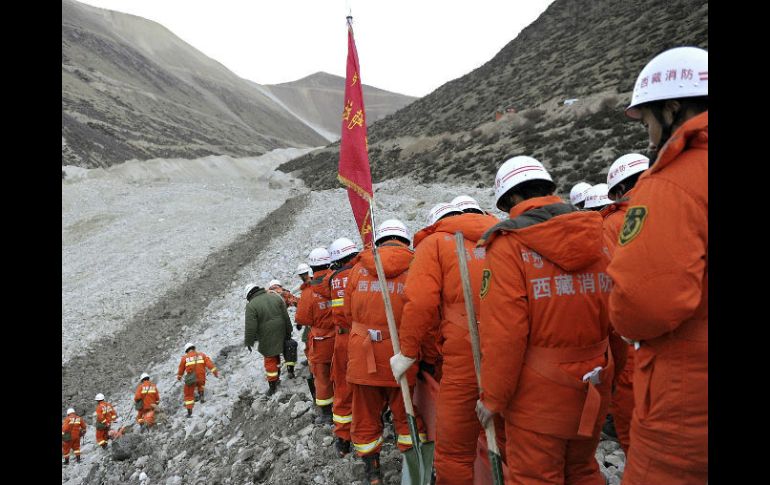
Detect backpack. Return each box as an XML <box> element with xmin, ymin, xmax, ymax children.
<box><xmin>184</xmin><ymin>371</ymin><xmax>198</xmax><ymax>386</ymax></box>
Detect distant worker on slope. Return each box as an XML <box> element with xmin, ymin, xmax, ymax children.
<box><xmin>62</xmin><ymin>407</ymin><xmax>87</xmax><ymax>465</ymax></box>
<box><xmin>94</xmin><ymin>393</ymin><xmax>118</xmax><ymax>449</ymax></box>
<box><xmin>326</xmin><ymin>237</ymin><xmax>361</xmax><ymax>457</ymax></box>
<box><xmin>176</xmin><ymin>342</ymin><xmax>220</xmax><ymax>417</ymax></box>
<box><xmin>134</xmin><ymin>372</ymin><xmax>160</xmax><ymax>430</ymax></box>
<box><xmin>244</xmin><ymin>283</ymin><xmax>294</xmax><ymax>396</ymax></box>
<box><xmin>345</xmin><ymin>219</ymin><xmax>428</xmax><ymax>485</ymax></box>
<box><xmin>607</xmin><ymin>46</ymin><xmax>708</xmax><ymax>485</ymax></box>
<box><xmin>392</xmin><ymin>202</ymin><xmax>504</xmax><ymax>484</ymax></box>
<box><xmin>569</xmin><ymin>182</ymin><xmax>592</xmax><ymax>209</ymax></box>
<box><xmin>295</xmin><ymin>248</ymin><xmax>337</xmax><ymax>424</ymax></box>
<box><xmin>475</xmin><ymin>156</ymin><xmax>616</xmax><ymax>484</ymax></box>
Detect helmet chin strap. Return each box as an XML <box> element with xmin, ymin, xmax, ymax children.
<box><xmin>649</xmin><ymin>101</ymin><xmax>685</xmax><ymax>163</ymax></box>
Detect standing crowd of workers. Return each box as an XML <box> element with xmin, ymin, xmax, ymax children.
<box><xmin>63</xmin><ymin>46</ymin><xmax>707</xmax><ymax>485</ymax></box>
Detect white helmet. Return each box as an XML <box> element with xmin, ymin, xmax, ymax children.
<box><xmin>583</xmin><ymin>183</ymin><xmax>613</xmax><ymax>209</ymax></box>
<box><xmin>140</xmin><ymin>372</ymin><xmax>150</xmax><ymax>381</ymax></box>
<box><xmin>451</xmin><ymin>195</ymin><xmax>482</xmax><ymax>213</ymax></box>
<box><xmin>295</xmin><ymin>263</ymin><xmax>312</xmax><ymax>276</ymax></box>
<box><xmin>569</xmin><ymin>182</ymin><xmax>592</xmax><ymax>205</ymax></box>
<box><xmin>607</xmin><ymin>154</ymin><xmax>650</xmax><ymax>193</ymax></box>
<box><xmin>95</xmin><ymin>393</ymin><xmax>105</xmax><ymax>401</ymax></box>
<box><xmin>375</xmin><ymin>219</ymin><xmax>411</xmax><ymax>245</ymax></box>
<box><xmin>494</xmin><ymin>156</ymin><xmax>553</xmax><ymax>210</ymax></box>
<box><xmin>67</xmin><ymin>408</ymin><xmax>75</xmax><ymax>415</ymax></box>
<box><xmin>328</xmin><ymin>237</ymin><xmax>359</xmax><ymax>262</ymax></box>
<box><xmin>268</xmin><ymin>279</ymin><xmax>281</xmax><ymax>288</ymax></box>
<box><xmin>244</xmin><ymin>283</ymin><xmax>257</xmax><ymax>297</ymax></box>
<box><xmin>184</xmin><ymin>342</ymin><xmax>195</xmax><ymax>352</ymax></box>
<box><xmin>626</xmin><ymin>46</ymin><xmax>708</xmax><ymax>120</ymax></box>
<box><xmin>308</xmin><ymin>247</ymin><xmax>331</xmax><ymax>266</ymax></box>
<box><xmin>427</xmin><ymin>203</ymin><xmax>462</xmax><ymax>226</ymax></box>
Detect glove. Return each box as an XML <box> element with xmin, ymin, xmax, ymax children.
<box><xmin>475</xmin><ymin>399</ymin><xmax>495</xmax><ymax>428</ymax></box>
<box><xmin>621</xmin><ymin>335</ymin><xmax>641</xmax><ymax>349</ymax></box>
<box><xmin>247</xmin><ymin>345</ymin><xmax>252</xmax><ymax>352</ymax></box>
<box><xmin>176</xmin><ymin>375</ymin><xmax>181</xmax><ymax>381</ymax></box>
<box><xmin>389</xmin><ymin>353</ymin><xmax>417</xmax><ymax>382</ymax></box>
<box><xmin>215</xmin><ymin>372</ymin><xmax>221</xmax><ymax>378</ymax></box>
<box><xmin>295</xmin><ymin>324</ymin><xmax>302</xmax><ymax>331</ymax></box>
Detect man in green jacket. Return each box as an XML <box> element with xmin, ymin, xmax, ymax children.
<box><xmin>245</xmin><ymin>284</ymin><xmax>294</xmax><ymax>396</ymax></box>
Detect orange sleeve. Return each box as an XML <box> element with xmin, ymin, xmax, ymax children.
<box><xmin>96</xmin><ymin>405</ymin><xmax>104</xmax><ymax>423</ymax></box>
<box><xmin>133</xmin><ymin>385</ymin><xmax>142</xmax><ymax>402</ymax></box>
<box><xmin>295</xmin><ymin>287</ymin><xmax>313</xmax><ymax>326</ymax></box>
<box><xmin>478</xmin><ymin>238</ymin><xmax>529</xmax><ymax>414</ymax></box>
<box><xmin>62</xmin><ymin>419</ymin><xmax>71</xmax><ymax>433</ymax></box>
<box><xmin>204</xmin><ymin>353</ymin><xmax>218</xmax><ymax>374</ymax></box>
<box><xmin>607</xmin><ymin>180</ymin><xmax>707</xmax><ymax>340</ymax></box>
<box><xmin>344</xmin><ymin>268</ymin><xmax>360</xmax><ymax>325</ymax></box>
<box><xmin>608</xmin><ymin>328</ymin><xmax>628</xmax><ymax>386</ymax></box>
<box><xmin>400</xmin><ymin>237</ymin><xmax>442</xmax><ymax>359</ymax></box>
<box><xmin>154</xmin><ymin>385</ymin><xmax>160</xmax><ymax>404</ymax></box>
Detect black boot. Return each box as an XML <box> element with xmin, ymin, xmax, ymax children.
<box><xmin>362</xmin><ymin>453</ymin><xmax>382</xmax><ymax>484</ymax></box>
<box><xmin>63</xmin><ymin>457</ymin><xmax>69</xmax><ymax>466</ymax></box>
<box><xmin>186</xmin><ymin>408</ymin><xmax>193</xmax><ymax>418</ymax></box>
<box><xmin>314</xmin><ymin>405</ymin><xmax>333</xmax><ymax>425</ymax></box>
<box><xmin>199</xmin><ymin>391</ymin><xmax>205</xmax><ymax>403</ymax></box>
<box><xmin>602</xmin><ymin>413</ymin><xmax>618</xmax><ymax>439</ymax></box>
<box><xmin>267</xmin><ymin>380</ymin><xmax>279</xmax><ymax>396</ymax></box>
<box><xmin>287</xmin><ymin>366</ymin><xmax>295</xmax><ymax>379</ymax></box>
<box><xmin>334</xmin><ymin>437</ymin><xmax>351</xmax><ymax>457</ymax></box>
<box><xmin>75</xmin><ymin>455</ymin><xmax>81</xmax><ymax>463</ymax></box>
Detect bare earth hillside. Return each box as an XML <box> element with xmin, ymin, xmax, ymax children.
<box><xmin>62</xmin><ymin>0</ymin><xmax>328</xmax><ymax>168</ymax></box>
<box><xmin>278</xmin><ymin>0</ymin><xmax>708</xmax><ymax>193</ymax></box>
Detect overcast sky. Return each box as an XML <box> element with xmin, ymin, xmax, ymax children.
<box><xmin>76</xmin><ymin>0</ymin><xmax>555</xmax><ymax>98</ymax></box>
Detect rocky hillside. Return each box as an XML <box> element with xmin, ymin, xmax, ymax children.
<box><xmin>62</xmin><ymin>0</ymin><xmax>328</xmax><ymax>168</ymax></box>
<box><xmin>278</xmin><ymin>0</ymin><xmax>707</xmax><ymax>193</ymax></box>
<box><xmin>263</xmin><ymin>72</ymin><xmax>417</xmax><ymax>141</ymax></box>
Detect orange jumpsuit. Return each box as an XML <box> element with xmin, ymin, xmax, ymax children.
<box><xmin>62</xmin><ymin>412</ymin><xmax>87</xmax><ymax>459</ymax></box>
<box><xmin>607</xmin><ymin>112</ymin><xmax>708</xmax><ymax>485</ymax></box>
<box><xmin>177</xmin><ymin>350</ymin><xmax>219</xmax><ymax>409</ymax></box>
<box><xmin>134</xmin><ymin>380</ymin><xmax>160</xmax><ymax>427</ymax></box>
<box><xmin>329</xmin><ymin>255</ymin><xmax>360</xmax><ymax>441</ymax></box>
<box><xmin>95</xmin><ymin>401</ymin><xmax>117</xmax><ymax>447</ymax></box>
<box><xmin>296</xmin><ymin>269</ymin><xmax>336</xmax><ymax>408</ymax></box>
<box><xmin>600</xmin><ymin>196</ymin><xmax>635</xmax><ymax>455</ymax></box>
<box><xmin>344</xmin><ymin>242</ymin><xmax>427</xmax><ymax>456</ymax></box>
<box><xmin>399</xmin><ymin>212</ymin><xmax>505</xmax><ymax>485</ymax></box>
<box><xmin>478</xmin><ymin>195</ymin><xmax>614</xmax><ymax>485</ymax></box>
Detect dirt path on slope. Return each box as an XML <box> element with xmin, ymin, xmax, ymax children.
<box><xmin>61</xmin><ymin>192</ymin><xmax>310</xmax><ymax>415</ymax></box>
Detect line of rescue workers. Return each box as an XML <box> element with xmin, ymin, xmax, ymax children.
<box><xmin>62</xmin><ymin>46</ymin><xmax>707</xmax><ymax>485</ymax></box>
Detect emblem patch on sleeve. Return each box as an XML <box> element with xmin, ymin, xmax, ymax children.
<box><xmin>618</xmin><ymin>206</ymin><xmax>648</xmax><ymax>246</ymax></box>
<box><xmin>480</xmin><ymin>269</ymin><xmax>492</xmax><ymax>299</ymax></box>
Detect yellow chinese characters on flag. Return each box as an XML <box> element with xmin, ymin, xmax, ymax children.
<box><xmin>338</xmin><ymin>17</ymin><xmax>374</xmax><ymax>249</ymax></box>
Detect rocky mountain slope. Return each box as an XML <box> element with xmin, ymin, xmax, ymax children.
<box><xmin>263</xmin><ymin>72</ymin><xmax>417</xmax><ymax>141</ymax></box>
<box><xmin>62</xmin><ymin>0</ymin><xmax>328</xmax><ymax>168</ymax></box>
<box><xmin>278</xmin><ymin>0</ymin><xmax>707</xmax><ymax>193</ymax></box>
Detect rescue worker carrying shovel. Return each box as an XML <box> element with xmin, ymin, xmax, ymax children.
<box><xmin>475</xmin><ymin>156</ymin><xmax>616</xmax><ymax>485</ymax></box>
<box><xmin>344</xmin><ymin>219</ymin><xmax>430</xmax><ymax>485</ymax></box>
<box><xmin>176</xmin><ymin>343</ymin><xmax>220</xmax><ymax>417</ymax></box>
<box><xmin>392</xmin><ymin>201</ymin><xmax>504</xmax><ymax>485</ymax></box>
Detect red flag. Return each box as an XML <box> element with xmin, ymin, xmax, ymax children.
<box><xmin>338</xmin><ymin>17</ymin><xmax>374</xmax><ymax>249</ymax></box>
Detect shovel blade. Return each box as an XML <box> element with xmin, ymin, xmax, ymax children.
<box><xmin>400</xmin><ymin>441</ymin><xmax>435</xmax><ymax>485</ymax></box>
